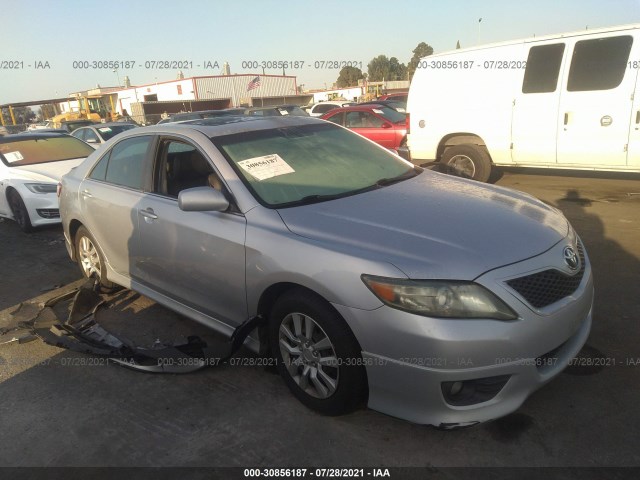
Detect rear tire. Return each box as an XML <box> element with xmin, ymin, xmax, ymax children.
<box><xmin>74</xmin><ymin>226</ymin><xmax>115</xmax><ymax>288</ymax></box>
<box><xmin>441</xmin><ymin>144</ymin><xmax>492</xmax><ymax>182</ymax></box>
<box><xmin>269</xmin><ymin>289</ymin><xmax>367</xmax><ymax>415</ymax></box>
<box><xmin>7</xmin><ymin>189</ymin><xmax>33</xmax><ymax>233</ymax></box>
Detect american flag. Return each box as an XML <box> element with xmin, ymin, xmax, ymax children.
<box><xmin>247</xmin><ymin>76</ymin><xmax>261</xmax><ymax>91</ymax></box>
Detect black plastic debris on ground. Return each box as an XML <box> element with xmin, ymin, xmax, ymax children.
<box><xmin>2</xmin><ymin>278</ymin><xmax>264</xmax><ymax>374</ymax></box>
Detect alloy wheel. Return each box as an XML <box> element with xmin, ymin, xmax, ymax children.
<box><xmin>278</xmin><ymin>312</ymin><xmax>339</xmax><ymax>399</ymax></box>
<box><xmin>78</xmin><ymin>235</ymin><xmax>101</xmax><ymax>278</ymax></box>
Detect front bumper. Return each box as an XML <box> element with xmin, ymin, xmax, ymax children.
<box><xmin>396</xmin><ymin>145</ymin><xmax>411</xmax><ymax>162</ymax></box>
<box><xmin>22</xmin><ymin>191</ymin><xmax>61</xmax><ymax>227</ymax></box>
<box><xmin>332</xmin><ymin>241</ymin><xmax>594</xmax><ymax>426</ymax></box>
<box><xmin>361</xmin><ymin>308</ymin><xmax>590</xmax><ymax>426</ymax></box>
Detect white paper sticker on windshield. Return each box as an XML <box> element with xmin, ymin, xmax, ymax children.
<box><xmin>238</xmin><ymin>154</ymin><xmax>294</xmax><ymax>181</ymax></box>
<box><xmin>3</xmin><ymin>151</ymin><xmax>24</xmax><ymax>163</ymax></box>
<box><xmin>98</xmin><ymin>127</ymin><xmax>112</xmax><ymax>133</ymax></box>
<box><xmin>278</xmin><ymin>109</ymin><xmax>290</xmax><ymax>115</ymax></box>
<box><xmin>373</xmin><ymin>109</ymin><xmax>384</xmax><ymax>114</ymax></box>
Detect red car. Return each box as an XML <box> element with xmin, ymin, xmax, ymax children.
<box><xmin>321</xmin><ymin>105</ymin><xmax>407</xmax><ymax>151</ymax></box>
<box><xmin>377</xmin><ymin>92</ymin><xmax>408</xmax><ymax>102</ymax></box>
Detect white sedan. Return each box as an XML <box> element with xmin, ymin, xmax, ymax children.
<box><xmin>0</xmin><ymin>132</ymin><xmax>95</xmax><ymax>232</ymax></box>
<box><xmin>305</xmin><ymin>101</ymin><xmax>355</xmax><ymax>117</ymax></box>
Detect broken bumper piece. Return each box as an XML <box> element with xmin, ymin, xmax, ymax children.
<box><xmin>5</xmin><ymin>279</ymin><xmax>265</xmax><ymax>374</ymax></box>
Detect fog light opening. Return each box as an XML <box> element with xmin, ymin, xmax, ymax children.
<box><xmin>441</xmin><ymin>375</ymin><xmax>511</xmax><ymax>406</ymax></box>
<box><xmin>449</xmin><ymin>381</ymin><xmax>464</xmax><ymax>396</ymax></box>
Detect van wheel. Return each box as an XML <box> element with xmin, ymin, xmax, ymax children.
<box><xmin>269</xmin><ymin>289</ymin><xmax>367</xmax><ymax>415</ymax></box>
<box><xmin>441</xmin><ymin>145</ymin><xmax>492</xmax><ymax>182</ymax></box>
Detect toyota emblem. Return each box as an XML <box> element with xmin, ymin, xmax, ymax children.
<box><xmin>563</xmin><ymin>246</ymin><xmax>580</xmax><ymax>271</ymax></box>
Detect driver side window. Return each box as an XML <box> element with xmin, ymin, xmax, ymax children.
<box><xmin>154</xmin><ymin>139</ymin><xmax>224</xmax><ymax>198</ymax></box>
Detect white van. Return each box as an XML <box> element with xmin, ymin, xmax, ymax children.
<box><xmin>406</xmin><ymin>24</ymin><xmax>640</xmax><ymax>181</ymax></box>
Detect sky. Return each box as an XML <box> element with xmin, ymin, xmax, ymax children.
<box><xmin>1</xmin><ymin>0</ymin><xmax>640</xmax><ymax>104</ymax></box>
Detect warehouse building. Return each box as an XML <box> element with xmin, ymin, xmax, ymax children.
<box><xmin>68</xmin><ymin>73</ymin><xmax>309</xmax><ymax>124</ymax></box>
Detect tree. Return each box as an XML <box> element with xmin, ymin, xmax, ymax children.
<box><xmin>389</xmin><ymin>57</ymin><xmax>408</xmax><ymax>81</ymax></box>
<box><xmin>367</xmin><ymin>55</ymin><xmax>391</xmax><ymax>82</ymax></box>
<box><xmin>456</xmin><ymin>40</ymin><xmax>461</xmax><ymax>49</ymax></box>
<box><xmin>335</xmin><ymin>66</ymin><xmax>364</xmax><ymax>88</ymax></box>
<box><xmin>408</xmin><ymin>42</ymin><xmax>434</xmax><ymax>80</ymax></box>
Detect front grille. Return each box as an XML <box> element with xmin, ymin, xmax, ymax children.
<box><xmin>506</xmin><ymin>242</ymin><xmax>585</xmax><ymax>309</ymax></box>
<box><xmin>36</xmin><ymin>208</ymin><xmax>60</xmax><ymax>219</ymax></box>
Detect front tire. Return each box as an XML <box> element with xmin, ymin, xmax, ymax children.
<box><xmin>441</xmin><ymin>144</ymin><xmax>492</xmax><ymax>182</ymax></box>
<box><xmin>74</xmin><ymin>226</ymin><xmax>114</xmax><ymax>288</ymax></box>
<box><xmin>269</xmin><ymin>289</ymin><xmax>367</xmax><ymax>415</ymax></box>
<box><xmin>7</xmin><ymin>189</ymin><xmax>33</xmax><ymax>233</ymax></box>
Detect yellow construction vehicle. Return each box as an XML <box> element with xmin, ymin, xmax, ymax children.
<box><xmin>49</xmin><ymin>95</ymin><xmax>119</xmax><ymax>128</ymax></box>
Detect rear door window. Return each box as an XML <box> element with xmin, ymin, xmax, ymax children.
<box><xmin>72</xmin><ymin>129</ymin><xmax>87</xmax><ymax>141</ymax></box>
<box><xmin>85</xmin><ymin>129</ymin><xmax>100</xmax><ymax>143</ymax></box>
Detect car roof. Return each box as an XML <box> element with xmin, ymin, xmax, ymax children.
<box><xmin>323</xmin><ymin>105</ymin><xmax>389</xmax><ymax>113</ymax></box>
<box><xmin>19</xmin><ymin>129</ymin><xmax>68</xmax><ymax>134</ymax></box>
<box><xmin>360</xmin><ymin>100</ymin><xmax>404</xmax><ymax>105</ymax></box>
<box><xmin>0</xmin><ymin>132</ymin><xmax>77</xmax><ymax>143</ymax></box>
<box><xmin>125</xmin><ymin>115</ymin><xmax>325</xmax><ymax>138</ymax></box>
<box><xmin>92</xmin><ymin>122</ymin><xmax>137</xmax><ymax>127</ymax></box>
<box><xmin>247</xmin><ymin>105</ymin><xmax>302</xmax><ymax>111</ymax></box>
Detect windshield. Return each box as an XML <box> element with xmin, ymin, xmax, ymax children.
<box><xmin>373</xmin><ymin>107</ymin><xmax>406</xmax><ymax>124</ymax></box>
<box><xmin>213</xmin><ymin>123</ymin><xmax>414</xmax><ymax>207</ymax></box>
<box><xmin>0</xmin><ymin>136</ymin><xmax>95</xmax><ymax>166</ymax></box>
<box><xmin>96</xmin><ymin>124</ymin><xmax>136</xmax><ymax>141</ymax></box>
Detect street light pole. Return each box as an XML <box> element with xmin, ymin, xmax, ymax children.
<box><xmin>113</xmin><ymin>68</ymin><xmax>121</xmax><ymax>86</ymax></box>
<box><xmin>477</xmin><ymin>18</ymin><xmax>482</xmax><ymax>45</ymax></box>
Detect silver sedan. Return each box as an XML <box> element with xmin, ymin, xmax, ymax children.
<box><xmin>71</xmin><ymin>122</ymin><xmax>138</xmax><ymax>149</ymax></box>
<box><xmin>58</xmin><ymin>116</ymin><xmax>593</xmax><ymax>427</ymax></box>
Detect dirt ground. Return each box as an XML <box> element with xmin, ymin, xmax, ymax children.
<box><xmin>0</xmin><ymin>168</ymin><xmax>639</xmax><ymax>471</ymax></box>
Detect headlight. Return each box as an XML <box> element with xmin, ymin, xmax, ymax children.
<box><xmin>361</xmin><ymin>275</ymin><xmax>517</xmax><ymax>320</ymax></box>
<box><xmin>25</xmin><ymin>183</ymin><xmax>58</xmax><ymax>194</ymax></box>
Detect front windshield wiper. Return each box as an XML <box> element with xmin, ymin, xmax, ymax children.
<box><xmin>277</xmin><ymin>167</ymin><xmax>422</xmax><ymax>208</ymax></box>
<box><xmin>375</xmin><ymin>166</ymin><xmax>422</xmax><ymax>187</ymax></box>
<box><xmin>294</xmin><ymin>184</ymin><xmax>379</xmax><ymax>206</ymax></box>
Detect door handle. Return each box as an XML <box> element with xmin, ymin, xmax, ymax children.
<box><xmin>81</xmin><ymin>189</ymin><xmax>92</xmax><ymax>198</ymax></box>
<box><xmin>139</xmin><ymin>208</ymin><xmax>158</xmax><ymax>220</ymax></box>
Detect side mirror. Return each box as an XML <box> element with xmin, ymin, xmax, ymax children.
<box><xmin>178</xmin><ymin>187</ymin><xmax>230</xmax><ymax>212</ymax></box>
<box><xmin>381</xmin><ymin>123</ymin><xmax>392</xmax><ymax>129</ymax></box>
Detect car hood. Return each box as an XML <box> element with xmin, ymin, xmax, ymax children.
<box><xmin>277</xmin><ymin>171</ymin><xmax>569</xmax><ymax>280</ymax></box>
<box><xmin>8</xmin><ymin>158</ymin><xmax>86</xmax><ymax>183</ymax></box>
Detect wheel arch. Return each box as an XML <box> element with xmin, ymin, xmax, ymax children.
<box><xmin>67</xmin><ymin>219</ymin><xmax>84</xmax><ymax>261</ymax></box>
<box><xmin>255</xmin><ymin>282</ymin><xmax>363</xmax><ymax>356</ymax></box>
<box><xmin>437</xmin><ymin>133</ymin><xmax>490</xmax><ymax>163</ymax></box>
